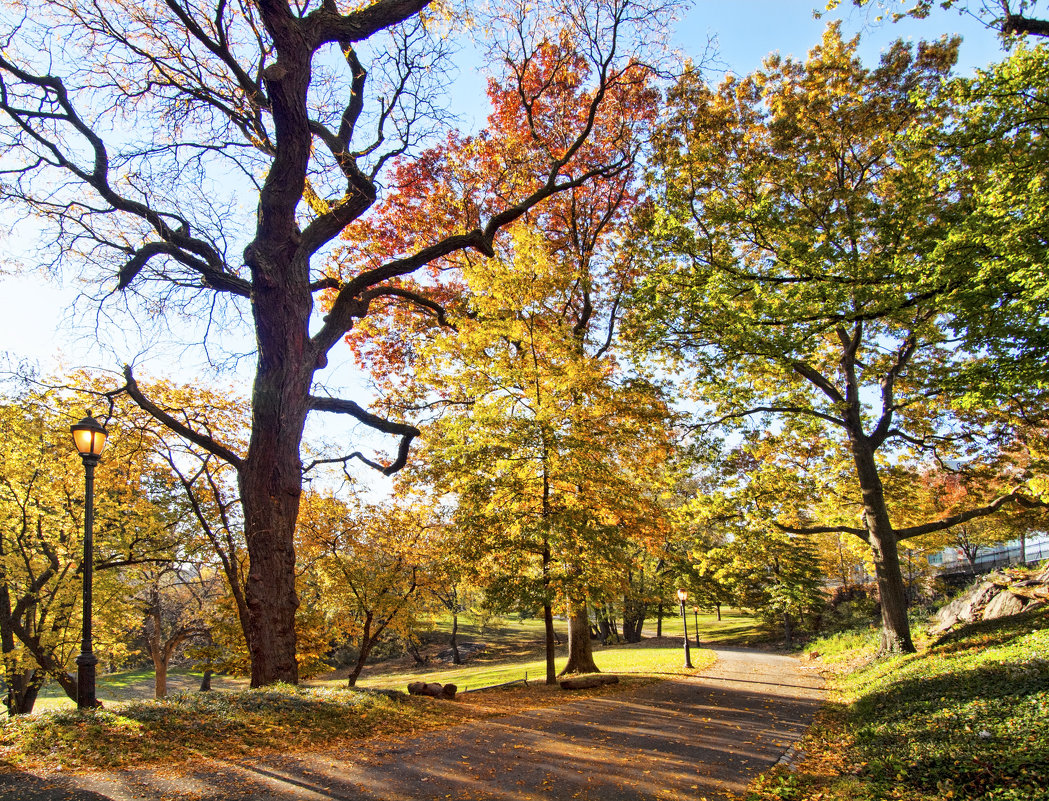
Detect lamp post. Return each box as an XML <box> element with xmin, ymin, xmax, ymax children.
<box><xmin>677</xmin><ymin>587</ymin><xmax>693</xmax><ymax>669</ymax></box>
<box><xmin>71</xmin><ymin>411</ymin><xmax>108</xmax><ymax>710</ymax></box>
<box><xmin>693</xmin><ymin>605</ymin><xmax>701</xmax><ymax>648</ymax></box>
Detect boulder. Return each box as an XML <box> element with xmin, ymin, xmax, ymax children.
<box><xmin>983</xmin><ymin>590</ymin><xmax>1029</xmax><ymax>621</ymax></box>
<box><xmin>407</xmin><ymin>681</ymin><xmax>457</xmax><ymax>700</ymax></box>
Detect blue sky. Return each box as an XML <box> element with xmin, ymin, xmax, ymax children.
<box><xmin>683</xmin><ymin>0</ymin><xmax>1003</xmax><ymax>76</ymax></box>
<box><xmin>0</xmin><ymin>1</ymin><xmax>1011</xmax><ymax>376</ymax></box>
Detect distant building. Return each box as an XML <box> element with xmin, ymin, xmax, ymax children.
<box><xmin>927</xmin><ymin>534</ymin><xmax>1049</xmax><ymax>576</ymax></box>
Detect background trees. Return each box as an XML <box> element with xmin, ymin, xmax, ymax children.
<box><xmin>629</xmin><ymin>24</ymin><xmax>1046</xmax><ymax>653</ymax></box>
<box><xmin>0</xmin><ymin>381</ymin><xmax>185</xmax><ymax>713</ymax></box>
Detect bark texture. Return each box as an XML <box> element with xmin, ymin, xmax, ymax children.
<box><xmin>560</xmin><ymin>597</ymin><xmax>599</xmax><ymax>675</ymax></box>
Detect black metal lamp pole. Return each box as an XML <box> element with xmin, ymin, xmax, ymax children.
<box><xmin>71</xmin><ymin>412</ymin><xmax>108</xmax><ymax>711</ymax></box>
<box><xmin>693</xmin><ymin>606</ymin><xmax>701</xmax><ymax>648</ymax></box>
<box><xmin>677</xmin><ymin>588</ymin><xmax>693</xmax><ymax>669</ymax></box>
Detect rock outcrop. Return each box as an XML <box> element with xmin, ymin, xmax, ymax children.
<box><xmin>930</xmin><ymin>565</ymin><xmax>1049</xmax><ymax>637</ymax></box>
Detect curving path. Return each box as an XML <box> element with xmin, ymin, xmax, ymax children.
<box><xmin>1</xmin><ymin>647</ymin><xmax>825</xmax><ymax>801</ymax></box>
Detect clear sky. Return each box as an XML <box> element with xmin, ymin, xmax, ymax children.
<box><xmin>0</xmin><ymin>0</ymin><xmax>1009</xmax><ymax>378</ymax></box>
<box><xmin>681</xmin><ymin>0</ymin><xmax>1004</xmax><ymax>77</ymax></box>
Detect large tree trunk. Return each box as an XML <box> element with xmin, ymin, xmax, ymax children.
<box><xmin>560</xmin><ymin>597</ymin><xmax>599</xmax><ymax>675</ymax></box>
<box><xmin>239</xmin><ymin>298</ymin><xmax>313</xmax><ymax>686</ymax></box>
<box><xmin>236</xmin><ymin>19</ymin><xmax>319</xmax><ymax>687</ymax></box>
<box><xmin>849</xmin><ymin>435</ymin><xmax>915</xmax><ymax>653</ymax></box>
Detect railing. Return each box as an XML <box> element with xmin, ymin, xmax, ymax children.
<box><xmin>933</xmin><ymin>538</ymin><xmax>1049</xmax><ymax>576</ymax></box>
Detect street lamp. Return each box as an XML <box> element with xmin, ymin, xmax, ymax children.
<box><xmin>693</xmin><ymin>605</ymin><xmax>701</xmax><ymax>648</ymax></box>
<box><xmin>677</xmin><ymin>587</ymin><xmax>693</xmax><ymax>669</ymax></box>
<box><xmin>71</xmin><ymin>411</ymin><xmax>108</xmax><ymax>710</ymax></box>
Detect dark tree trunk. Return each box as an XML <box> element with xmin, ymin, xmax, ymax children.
<box><xmin>1</xmin><ymin>667</ymin><xmax>44</xmax><ymax>716</ymax></box>
<box><xmin>199</xmin><ymin>670</ymin><xmax>213</xmax><ymax>692</ymax></box>
<box><xmin>541</xmin><ymin>463</ymin><xmax>556</xmax><ymax>685</ymax></box>
<box><xmin>848</xmin><ymin>432</ymin><xmax>915</xmax><ymax>654</ymax></box>
<box><xmin>543</xmin><ymin>603</ymin><xmax>557</xmax><ymax>685</ymax></box>
<box><xmin>450</xmin><ymin>611</ymin><xmax>461</xmax><ymax>665</ymax></box>
<box><xmin>347</xmin><ymin>614</ymin><xmax>376</xmax><ymax>687</ymax></box>
<box><xmin>239</xmin><ymin>354</ymin><xmax>311</xmax><ymax>686</ymax></box>
<box><xmin>597</xmin><ymin>608</ymin><xmax>613</xmax><ymax>643</ymax></box>
<box><xmin>560</xmin><ymin>597</ymin><xmax>599</xmax><ymax>675</ymax></box>
<box><xmin>622</xmin><ymin>593</ymin><xmax>646</xmax><ymax>643</ymax></box>
<box><xmin>715</xmin><ymin>603</ymin><xmax>721</xmax><ymax>621</ymax></box>
<box><xmin>234</xmin><ymin>15</ymin><xmax>321</xmax><ymax>687</ymax></box>
<box><xmin>656</xmin><ymin>603</ymin><xmax>664</xmax><ymax>637</ymax></box>
<box><xmin>783</xmin><ymin>611</ymin><xmax>793</xmax><ymax>648</ymax></box>
<box><xmin>153</xmin><ymin>653</ymin><xmax>169</xmax><ymax>699</ymax></box>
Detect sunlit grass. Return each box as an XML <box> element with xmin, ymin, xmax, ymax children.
<box><xmin>32</xmin><ymin>668</ymin><xmax>248</xmax><ymax>713</ymax></box>
<box><xmin>21</xmin><ymin>610</ymin><xmax>758</xmax><ymax>720</ymax></box>
<box><xmin>322</xmin><ymin>639</ymin><xmax>717</xmax><ymax>693</ymax></box>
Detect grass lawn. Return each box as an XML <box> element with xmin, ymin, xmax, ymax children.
<box><xmin>29</xmin><ymin>609</ymin><xmax>759</xmax><ymax>708</ymax></box>
<box><xmin>744</xmin><ymin>604</ymin><xmax>1049</xmax><ymax>801</ymax></box>
<box><xmin>31</xmin><ymin>668</ymin><xmax>250</xmax><ymax>712</ymax></box>
<box><xmin>334</xmin><ymin>636</ymin><xmax>717</xmax><ymax>693</ymax></box>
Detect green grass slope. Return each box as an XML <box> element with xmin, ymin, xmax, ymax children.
<box><xmin>748</xmin><ymin>605</ymin><xmax>1049</xmax><ymax>801</ymax></box>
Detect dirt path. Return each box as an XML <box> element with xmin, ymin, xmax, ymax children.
<box><xmin>1</xmin><ymin>647</ymin><xmax>825</xmax><ymax>801</ymax></box>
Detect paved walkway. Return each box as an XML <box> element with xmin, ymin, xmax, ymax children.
<box><xmin>0</xmin><ymin>647</ymin><xmax>825</xmax><ymax>801</ymax></box>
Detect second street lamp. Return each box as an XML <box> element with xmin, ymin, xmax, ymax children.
<box><xmin>693</xmin><ymin>605</ymin><xmax>701</xmax><ymax>648</ymax></box>
<box><xmin>71</xmin><ymin>410</ymin><xmax>108</xmax><ymax>710</ymax></box>
<box><xmin>677</xmin><ymin>587</ymin><xmax>693</xmax><ymax>669</ymax></box>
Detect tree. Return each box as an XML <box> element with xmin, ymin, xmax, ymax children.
<box><xmin>334</xmin><ymin>27</ymin><xmax>670</xmax><ymax>677</ymax></box>
<box><xmin>0</xmin><ymin>0</ymin><xmax>673</xmax><ymax>686</ymax></box>
<box><xmin>297</xmin><ymin>492</ymin><xmax>428</xmax><ymax>686</ymax></box>
<box><xmin>712</xmin><ymin>527</ymin><xmax>825</xmax><ymax>647</ymax></box>
<box><xmin>629</xmin><ymin>25</ymin><xmax>1045</xmax><ymax>653</ymax></box>
<box><xmin>0</xmin><ymin>379</ymin><xmax>181</xmax><ymax>713</ymax></box>
<box><xmin>389</xmin><ymin>225</ymin><xmax>673</xmax><ymax>678</ymax></box>
<box><xmin>136</xmin><ymin>562</ymin><xmax>221</xmax><ymax>698</ymax></box>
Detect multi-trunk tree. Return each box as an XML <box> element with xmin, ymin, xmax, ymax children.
<box><xmin>630</xmin><ymin>25</ymin><xmax>1046</xmax><ymax>653</ymax></box>
<box><xmin>0</xmin><ymin>0</ymin><xmax>673</xmax><ymax>684</ymax></box>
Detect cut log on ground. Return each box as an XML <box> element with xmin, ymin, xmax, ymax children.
<box><xmin>559</xmin><ymin>675</ymin><xmax>620</xmax><ymax>690</ymax></box>
<box><xmin>407</xmin><ymin>681</ymin><xmax>458</xmax><ymax>699</ymax></box>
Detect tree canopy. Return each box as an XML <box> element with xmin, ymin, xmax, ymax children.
<box><xmin>628</xmin><ymin>23</ymin><xmax>1046</xmax><ymax>652</ymax></box>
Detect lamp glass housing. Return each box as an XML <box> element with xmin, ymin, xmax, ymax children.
<box><xmin>71</xmin><ymin>414</ymin><xmax>108</xmax><ymax>458</ymax></box>
<box><xmin>676</xmin><ymin>587</ymin><xmax>688</xmax><ymax>603</ymax></box>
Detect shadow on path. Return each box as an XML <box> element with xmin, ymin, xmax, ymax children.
<box><xmin>0</xmin><ymin>647</ymin><xmax>825</xmax><ymax>801</ymax></box>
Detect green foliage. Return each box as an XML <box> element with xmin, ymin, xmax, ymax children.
<box><xmin>629</xmin><ymin>21</ymin><xmax>1047</xmax><ymax>653</ymax></box>
<box><xmin>923</xmin><ymin>42</ymin><xmax>1049</xmax><ymax>400</ymax></box>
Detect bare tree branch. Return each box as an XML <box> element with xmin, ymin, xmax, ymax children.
<box><xmin>120</xmin><ymin>366</ymin><xmax>244</xmax><ymax>469</ymax></box>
